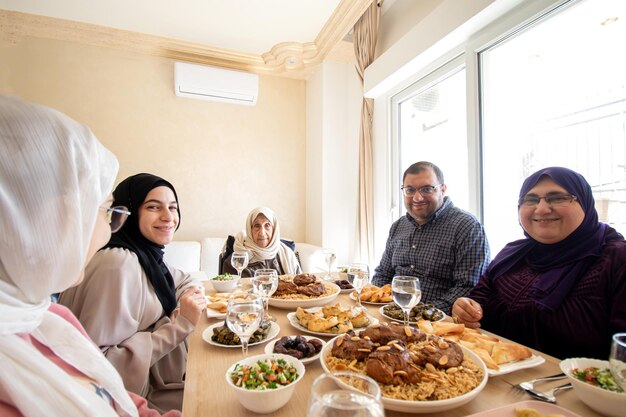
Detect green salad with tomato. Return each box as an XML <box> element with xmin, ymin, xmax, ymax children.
<box><xmin>212</xmin><ymin>273</ymin><xmax>235</xmax><ymax>281</ymax></box>
<box><xmin>230</xmin><ymin>358</ymin><xmax>299</xmax><ymax>390</ymax></box>
<box><xmin>572</xmin><ymin>367</ymin><xmax>624</xmax><ymax>393</ymax></box>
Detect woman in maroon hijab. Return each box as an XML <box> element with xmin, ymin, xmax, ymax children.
<box><xmin>452</xmin><ymin>167</ymin><xmax>626</xmax><ymax>359</ymax></box>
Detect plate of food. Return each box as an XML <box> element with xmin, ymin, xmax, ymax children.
<box><xmin>319</xmin><ymin>322</ymin><xmax>488</xmax><ymax>413</ymax></box>
<box><xmin>264</xmin><ymin>335</ymin><xmax>325</xmax><ymax>365</ymax></box>
<box><xmin>205</xmin><ymin>292</ymin><xmax>233</xmax><ymax>319</ymax></box>
<box><xmin>464</xmin><ymin>400</ymin><xmax>583</xmax><ymax>416</ymax></box>
<box><xmin>415</xmin><ymin>320</ymin><xmax>544</xmax><ymax>376</ymax></box>
<box><xmin>332</xmin><ymin>279</ymin><xmax>354</xmax><ymax>294</ymax></box>
<box><xmin>379</xmin><ymin>303</ymin><xmax>446</xmax><ymax>323</ymax></box>
<box><xmin>269</xmin><ymin>274</ymin><xmax>340</xmax><ymax>309</ymax></box>
<box><xmin>202</xmin><ymin>321</ymin><xmax>280</xmax><ymax>348</ymax></box>
<box><xmin>349</xmin><ymin>284</ymin><xmax>393</xmax><ymax>305</ymax></box>
<box><xmin>286</xmin><ymin>303</ymin><xmax>378</xmax><ymax>337</ymax></box>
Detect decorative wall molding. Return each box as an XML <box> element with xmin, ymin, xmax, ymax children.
<box><xmin>0</xmin><ymin>0</ymin><xmax>369</xmax><ymax>79</ymax></box>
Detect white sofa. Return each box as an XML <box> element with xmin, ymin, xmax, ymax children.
<box><xmin>164</xmin><ymin>238</ymin><xmax>325</xmax><ymax>279</ymax></box>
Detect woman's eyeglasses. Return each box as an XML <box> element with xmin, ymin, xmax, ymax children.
<box><xmin>519</xmin><ymin>193</ymin><xmax>577</xmax><ymax>208</ymax></box>
<box><xmin>401</xmin><ymin>184</ymin><xmax>441</xmax><ymax>197</ymax></box>
<box><xmin>100</xmin><ymin>206</ymin><xmax>131</xmax><ymax>232</ymax></box>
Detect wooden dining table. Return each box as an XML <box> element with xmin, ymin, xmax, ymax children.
<box><xmin>182</xmin><ymin>283</ymin><xmax>603</xmax><ymax>416</ymax></box>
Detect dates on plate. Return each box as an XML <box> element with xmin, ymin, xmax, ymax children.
<box><xmin>273</xmin><ymin>336</ymin><xmax>323</xmax><ymax>359</ymax></box>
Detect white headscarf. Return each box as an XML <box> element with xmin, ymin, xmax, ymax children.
<box><xmin>0</xmin><ymin>95</ymin><xmax>138</xmax><ymax>417</ymax></box>
<box><xmin>233</xmin><ymin>207</ymin><xmax>300</xmax><ymax>274</ymax></box>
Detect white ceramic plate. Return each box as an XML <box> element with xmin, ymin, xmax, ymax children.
<box><xmin>488</xmin><ymin>354</ymin><xmax>545</xmax><ymax>376</ymax></box>
<box><xmin>206</xmin><ymin>307</ymin><xmax>226</xmax><ymax>320</ymax></box>
<box><xmin>349</xmin><ymin>292</ymin><xmax>388</xmax><ymax>305</ymax></box>
<box><xmin>378</xmin><ymin>304</ymin><xmax>446</xmax><ymax>324</ymax></box>
<box><xmin>202</xmin><ymin>321</ymin><xmax>280</xmax><ymax>348</ymax></box>
<box><xmin>263</xmin><ymin>336</ymin><xmax>325</xmax><ymax>365</ymax></box>
<box><xmin>286</xmin><ymin>310</ymin><xmax>378</xmax><ymax>337</ymax></box>
<box><xmin>464</xmin><ymin>400</ymin><xmax>582</xmax><ymax>416</ymax></box>
<box><xmin>269</xmin><ymin>282</ymin><xmax>341</xmax><ymax>309</ymax></box>
<box><xmin>319</xmin><ymin>335</ymin><xmax>488</xmax><ymax>413</ymax></box>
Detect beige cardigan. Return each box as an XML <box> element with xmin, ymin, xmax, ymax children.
<box><xmin>59</xmin><ymin>248</ymin><xmax>199</xmax><ymax>412</ymax></box>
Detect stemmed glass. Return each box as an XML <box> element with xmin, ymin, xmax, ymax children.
<box><xmin>391</xmin><ymin>275</ymin><xmax>421</xmax><ymax>325</ymax></box>
<box><xmin>225</xmin><ymin>293</ymin><xmax>264</xmax><ymax>356</ymax></box>
<box><xmin>252</xmin><ymin>269</ymin><xmax>278</xmax><ymax>322</ymax></box>
<box><xmin>307</xmin><ymin>372</ymin><xmax>384</xmax><ymax>417</ymax></box>
<box><xmin>347</xmin><ymin>263</ymin><xmax>370</xmax><ymax>312</ymax></box>
<box><xmin>322</xmin><ymin>248</ymin><xmax>336</xmax><ymax>281</ymax></box>
<box><xmin>610</xmin><ymin>332</ymin><xmax>626</xmax><ymax>391</ymax></box>
<box><xmin>231</xmin><ymin>251</ymin><xmax>249</xmax><ymax>278</ymax></box>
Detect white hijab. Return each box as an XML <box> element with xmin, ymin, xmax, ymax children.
<box><xmin>233</xmin><ymin>207</ymin><xmax>300</xmax><ymax>274</ymax></box>
<box><xmin>0</xmin><ymin>96</ymin><xmax>138</xmax><ymax>417</ymax></box>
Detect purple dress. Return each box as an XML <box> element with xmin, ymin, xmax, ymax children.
<box><xmin>470</xmin><ymin>239</ymin><xmax>626</xmax><ymax>359</ymax></box>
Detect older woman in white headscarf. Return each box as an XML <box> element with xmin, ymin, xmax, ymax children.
<box><xmin>222</xmin><ymin>207</ymin><xmax>301</xmax><ymax>277</ymax></box>
<box><xmin>0</xmin><ymin>95</ymin><xmax>178</xmax><ymax>417</ymax></box>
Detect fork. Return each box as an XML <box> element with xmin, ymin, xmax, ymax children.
<box><xmin>524</xmin><ymin>382</ymin><xmax>573</xmax><ymax>403</ymax></box>
<box><xmin>506</xmin><ymin>373</ymin><xmax>567</xmax><ymax>401</ymax></box>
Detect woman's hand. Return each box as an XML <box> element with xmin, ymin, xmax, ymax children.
<box><xmin>451</xmin><ymin>297</ymin><xmax>483</xmax><ymax>329</ymax></box>
<box><xmin>178</xmin><ymin>286</ymin><xmax>205</xmax><ymax>326</ymax></box>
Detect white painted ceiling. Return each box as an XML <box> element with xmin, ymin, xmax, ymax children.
<box><xmin>0</xmin><ymin>0</ymin><xmax>342</xmax><ymax>55</ymax></box>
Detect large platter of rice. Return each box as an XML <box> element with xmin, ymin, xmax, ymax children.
<box><xmin>268</xmin><ymin>280</ymin><xmax>340</xmax><ymax>309</ymax></box>
<box><xmin>319</xmin><ymin>334</ymin><xmax>488</xmax><ymax>413</ymax></box>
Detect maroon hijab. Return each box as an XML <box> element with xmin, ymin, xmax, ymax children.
<box><xmin>486</xmin><ymin>167</ymin><xmax>623</xmax><ymax>311</ymax></box>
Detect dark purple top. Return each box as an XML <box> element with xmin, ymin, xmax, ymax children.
<box><xmin>470</xmin><ymin>240</ymin><xmax>626</xmax><ymax>359</ymax></box>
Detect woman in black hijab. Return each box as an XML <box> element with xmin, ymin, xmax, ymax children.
<box><xmin>59</xmin><ymin>173</ymin><xmax>206</xmax><ymax>413</ymax></box>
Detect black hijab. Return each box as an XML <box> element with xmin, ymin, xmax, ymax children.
<box><xmin>486</xmin><ymin>167</ymin><xmax>622</xmax><ymax>311</ymax></box>
<box><xmin>104</xmin><ymin>173</ymin><xmax>181</xmax><ymax>316</ymax></box>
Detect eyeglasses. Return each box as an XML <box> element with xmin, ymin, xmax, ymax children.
<box><xmin>518</xmin><ymin>193</ymin><xmax>578</xmax><ymax>208</ymax></box>
<box><xmin>100</xmin><ymin>206</ymin><xmax>131</xmax><ymax>233</ymax></box>
<box><xmin>401</xmin><ymin>184</ymin><xmax>441</xmax><ymax>197</ymax></box>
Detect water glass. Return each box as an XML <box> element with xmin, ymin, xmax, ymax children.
<box><xmin>252</xmin><ymin>268</ymin><xmax>278</xmax><ymax>321</ymax></box>
<box><xmin>231</xmin><ymin>251</ymin><xmax>249</xmax><ymax>278</ymax></box>
<box><xmin>225</xmin><ymin>293</ymin><xmax>264</xmax><ymax>356</ymax></box>
<box><xmin>391</xmin><ymin>276</ymin><xmax>421</xmax><ymax>325</ymax></box>
<box><xmin>347</xmin><ymin>263</ymin><xmax>370</xmax><ymax>312</ymax></box>
<box><xmin>322</xmin><ymin>248</ymin><xmax>337</xmax><ymax>281</ymax></box>
<box><xmin>610</xmin><ymin>332</ymin><xmax>626</xmax><ymax>390</ymax></box>
<box><xmin>307</xmin><ymin>372</ymin><xmax>384</xmax><ymax>417</ymax></box>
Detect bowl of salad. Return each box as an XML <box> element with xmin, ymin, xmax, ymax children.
<box><xmin>560</xmin><ymin>357</ymin><xmax>626</xmax><ymax>417</ymax></box>
<box><xmin>225</xmin><ymin>353</ymin><xmax>306</xmax><ymax>414</ymax></box>
<box><xmin>209</xmin><ymin>273</ymin><xmax>239</xmax><ymax>292</ymax></box>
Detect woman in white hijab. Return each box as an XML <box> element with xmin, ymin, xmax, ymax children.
<box><xmin>0</xmin><ymin>96</ymin><xmax>179</xmax><ymax>417</ymax></box>
<box><xmin>222</xmin><ymin>207</ymin><xmax>301</xmax><ymax>277</ymax></box>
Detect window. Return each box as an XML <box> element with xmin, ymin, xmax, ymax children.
<box><xmin>480</xmin><ymin>0</ymin><xmax>626</xmax><ymax>254</ymax></box>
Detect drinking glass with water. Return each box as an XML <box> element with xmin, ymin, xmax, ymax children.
<box><xmin>307</xmin><ymin>372</ymin><xmax>384</xmax><ymax>417</ymax></box>
<box><xmin>391</xmin><ymin>275</ymin><xmax>421</xmax><ymax>325</ymax></box>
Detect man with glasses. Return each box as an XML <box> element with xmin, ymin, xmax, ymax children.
<box><xmin>372</xmin><ymin>161</ymin><xmax>490</xmax><ymax>314</ymax></box>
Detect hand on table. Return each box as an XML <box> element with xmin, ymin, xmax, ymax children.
<box><xmin>451</xmin><ymin>297</ymin><xmax>483</xmax><ymax>329</ymax></box>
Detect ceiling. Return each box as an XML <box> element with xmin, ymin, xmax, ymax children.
<box><xmin>0</xmin><ymin>0</ymin><xmax>383</xmax><ymax>79</ymax></box>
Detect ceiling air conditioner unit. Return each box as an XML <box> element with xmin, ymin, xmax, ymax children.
<box><xmin>174</xmin><ymin>62</ymin><xmax>258</xmax><ymax>106</ymax></box>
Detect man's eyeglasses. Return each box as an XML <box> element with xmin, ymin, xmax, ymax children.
<box><xmin>518</xmin><ymin>193</ymin><xmax>578</xmax><ymax>208</ymax></box>
<box><xmin>401</xmin><ymin>184</ymin><xmax>441</xmax><ymax>197</ymax></box>
<box><xmin>100</xmin><ymin>206</ymin><xmax>131</xmax><ymax>233</ymax></box>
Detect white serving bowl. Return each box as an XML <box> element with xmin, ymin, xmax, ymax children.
<box><xmin>268</xmin><ymin>281</ymin><xmax>340</xmax><ymax>309</ymax></box>
<box><xmin>319</xmin><ymin>335</ymin><xmax>488</xmax><ymax>413</ymax></box>
<box><xmin>209</xmin><ymin>274</ymin><xmax>240</xmax><ymax>292</ymax></box>
<box><xmin>225</xmin><ymin>353</ymin><xmax>306</xmax><ymax>414</ymax></box>
<box><xmin>559</xmin><ymin>357</ymin><xmax>626</xmax><ymax>417</ymax></box>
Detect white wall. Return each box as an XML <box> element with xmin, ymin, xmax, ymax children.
<box><xmin>306</xmin><ymin>60</ymin><xmax>361</xmax><ymax>266</ymax></box>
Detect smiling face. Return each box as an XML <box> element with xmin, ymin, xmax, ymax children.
<box><xmin>403</xmin><ymin>169</ymin><xmax>447</xmax><ymax>225</ymax></box>
<box><xmin>251</xmin><ymin>213</ymin><xmax>274</xmax><ymax>248</ymax></box>
<box><xmin>519</xmin><ymin>178</ymin><xmax>585</xmax><ymax>244</ymax></box>
<box><xmin>138</xmin><ymin>186</ymin><xmax>179</xmax><ymax>245</ymax></box>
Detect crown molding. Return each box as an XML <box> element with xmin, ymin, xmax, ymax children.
<box><xmin>0</xmin><ymin>0</ymin><xmax>370</xmax><ymax>79</ymax></box>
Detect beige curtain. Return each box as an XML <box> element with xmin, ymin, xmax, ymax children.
<box><xmin>353</xmin><ymin>0</ymin><xmax>382</xmax><ymax>265</ymax></box>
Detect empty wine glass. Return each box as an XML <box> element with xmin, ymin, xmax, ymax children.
<box><xmin>610</xmin><ymin>332</ymin><xmax>626</xmax><ymax>391</ymax></box>
<box><xmin>347</xmin><ymin>263</ymin><xmax>370</xmax><ymax>312</ymax></box>
<box><xmin>307</xmin><ymin>372</ymin><xmax>384</xmax><ymax>417</ymax></box>
<box><xmin>391</xmin><ymin>275</ymin><xmax>421</xmax><ymax>325</ymax></box>
<box><xmin>225</xmin><ymin>293</ymin><xmax>264</xmax><ymax>356</ymax></box>
<box><xmin>252</xmin><ymin>268</ymin><xmax>278</xmax><ymax>322</ymax></box>
<box><xmin>322</xmin><ymin>248</ymin><xmax>336</xmax><ymax>281</ymax></box>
